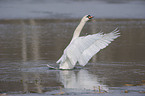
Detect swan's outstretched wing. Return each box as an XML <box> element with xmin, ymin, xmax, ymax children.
<box><xmin>66</xmin><ymin>28</ymin><xmax>120</xmax><ymax>66</ymax></box>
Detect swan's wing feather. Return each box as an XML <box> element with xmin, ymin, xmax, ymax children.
<box><xmin>56</xmin><ymin>42</ymin><xmax>79</xmax><ymax>66</ymax></box>
<box><xmin>56</xmin><ymin>53</ymin><xmax>66</xmax><ymax>64</ymax></box>
<box><xmin>66</xmin><ymin>28</ymin><xmax>120</xmax><ymax>66</ymax></box>
<box><xmin>65</xmin><ymin>41</ymin><xmax>81</xmax><ymax>66</ymax></box>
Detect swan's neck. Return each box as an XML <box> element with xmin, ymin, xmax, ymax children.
<box><xmin>72</xmin><ymin>19</ymin><xmax>87</xmax><ymax>40</ymax></box>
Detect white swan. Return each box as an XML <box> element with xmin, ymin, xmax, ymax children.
<box><xmin>56</xmin><ymin>15</ymin><xmax>120</xmax><ymax>69</ymax></box>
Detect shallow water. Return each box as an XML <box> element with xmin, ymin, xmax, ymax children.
<box><xmin>0</xmin><ymin>19</ymin><xmax>145</xmax><ymax>95</ymax></box>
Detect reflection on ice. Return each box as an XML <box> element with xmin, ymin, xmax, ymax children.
<box><xmin>59</xmin><ymin>69</ymin><xmax>108</xmax><ymax>92</ymax></box>
<box><xmin>21</xmin><ymin>20</ymin><xmax>42</xmax><ymax>93</ymax></box>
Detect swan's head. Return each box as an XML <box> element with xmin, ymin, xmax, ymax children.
<box><xmin>82</xmin><ymin>15</ymin><xmax>93</xmax><ymax>22</ymax></box>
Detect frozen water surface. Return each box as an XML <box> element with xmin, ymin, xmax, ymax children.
<box><xmin>0</xmin><ymin>19</ymin><xmax>145</xmax><ymax>96</ymax></box>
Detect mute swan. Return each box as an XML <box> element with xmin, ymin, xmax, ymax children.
<box><xmin>48</xmin><ymin>15</ymin><xmax>120</xmax><ymax>69</ymax></box>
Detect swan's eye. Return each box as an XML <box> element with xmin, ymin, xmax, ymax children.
<box><xmin>87</xmin><ymin>15</ymin><xmax>93</xmax><ymax>19</ymax></box>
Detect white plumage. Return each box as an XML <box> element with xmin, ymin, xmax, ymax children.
<box><xmin>57</xmin><ymin>15</ymin><xmax>120</xmax><ymax>69</ymax></box>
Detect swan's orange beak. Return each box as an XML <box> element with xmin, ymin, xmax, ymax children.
<box><xmin>87</xmin><ymin>15</ymin><xmax>93</xmax><ymax>19</ymax></box>
<box><xmin>89</xmin><ymin>16</ymin><xmax>93</xmax><ymax>19</ymax></box>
